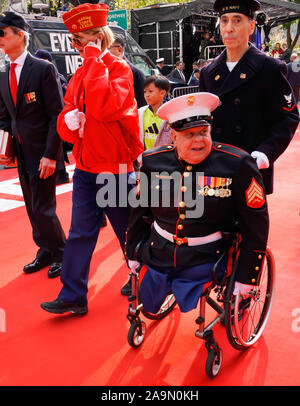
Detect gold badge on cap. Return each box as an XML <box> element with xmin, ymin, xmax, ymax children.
<box><xmin>215</xmin><ymin>75</ymin><xmax>220</xmax><ymax>81</ymax></box>
<box><xmin>187</xmin><ymin>96</ymin><xmax>195</xmax><ymax>105</ymax></box>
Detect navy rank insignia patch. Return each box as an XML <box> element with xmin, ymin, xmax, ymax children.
<box><xmin>283</xmin><ymin>93</ymin><xmax>295</xmax><ymax>112</ymax></box>
<box><xmin>245</xmin><ymin>177</ymin><xmax>265</xmax><ymax>208</ymax></box>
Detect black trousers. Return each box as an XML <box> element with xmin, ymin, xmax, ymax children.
<box><xmin>18</xmin><ymin>164</ymin><xmax>66</xmax><ymax>262</ymax></box>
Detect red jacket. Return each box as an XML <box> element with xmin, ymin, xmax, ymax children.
<box><xmin>57</xmin><ymin>47</ymin><xmax>143</xmax><ymax>174</ymax></box>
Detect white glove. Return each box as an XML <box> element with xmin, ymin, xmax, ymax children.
<box><xmin>233</xmin><ymin>281</ymin><xmax>255</xmax><ymax>297</ymax></box>
<box><xmin>251</xmin><ymin>151</ymin><xmax>269</xmax><ymax>169</ymax></box>
<box><xmin>64</xmin><ymin>108</ymin><xmax>80</xmax><ymax>131</ymax></box>
<box><xmin>64</xmin><ymin>108</ymin><xmax>86</xmax><ymax>135</ymax></box>
<box><xmin>128</xmin><ymin>260</ymin><xmax>141</xmax><ymax>275</ymax></box>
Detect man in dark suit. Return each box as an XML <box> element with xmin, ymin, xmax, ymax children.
<box><xmin>199</xmin><ymin>0</ymin><xmax>299</xmax><ymax>195</ymax></box>
<box><xmin>168</xmin><ymin>60</ymin><xmax>186</xmax><ymax>85</ymax></box>
<box><xmin>34</xmin><ymin>48</ymin><xmax>70</xmax><ymax>185</ymax></box>
<box><xmin>0</xmin><ymin>11</ymin><xmax>66</xmax><ymax>278</ymax></box>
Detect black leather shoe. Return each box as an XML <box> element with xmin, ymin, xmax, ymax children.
<box><xmin>23</xmin><ymin>257</ymin><xmax>52</xmax><ymax>274</ymax></box>
<box><xmin>120</xmin><ymin>278</ymin><xmax>132</xmax><ymax>296</ymax></box>
<box><xmin>40</xmin><ymin>299</ymin><xmax>88</xmax><ymax>315</ymax></box>
<box><xmin>48</xmin><ymin>262</ymin><xmax>62</xmax><ymax>279</ymax></box>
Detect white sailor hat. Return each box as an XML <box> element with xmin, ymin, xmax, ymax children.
<box><xmin>157</xmin><ymin>92</ymin><xmax>220</xmax><ymax>131</ymax></box>
<box><xmin>156</xmin><ymin>57</ymin><xmax>164</xmax><ymax>63</ymax></box>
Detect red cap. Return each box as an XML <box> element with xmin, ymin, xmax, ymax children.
<box><xmin>63</xmin><ymin>3</ymin><xmax>109</xmax><ymax>34</ymax></box>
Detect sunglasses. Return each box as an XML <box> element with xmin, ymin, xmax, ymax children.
<box><xmin>0</xmin><ymin>29</ymin><xmax>6</xmax><ymax>37</ymax></box>
<box><xmin>67</xmin><ymin>36</ymin><xmax>83</xmax><ymax>47</ymax></box>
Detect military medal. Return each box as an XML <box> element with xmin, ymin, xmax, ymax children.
<box><xmin>203</xmin><ymin>185</ymin><xmax>210</xmax><ymax>196</ymax></box>
<box><xmin>197</xmin><ymin>176</ymin><xmax>232</xmax><ymax>198</ymax></box>
<box><xmin>219</xmin><ymin>188</ymin><xmax>227</xmax><ymax>198</ymax></box>
<box><xmin>24</xmin><ymin>92</ymin><xmax>36</xmax><ymax>104</ymax></box>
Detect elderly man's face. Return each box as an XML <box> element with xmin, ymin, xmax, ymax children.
<box><xmin>172</xmin><ymin>125</ymin><xmax>212</xmax><ymax>164</ymax></box>
<box><xmin>0</xmin><ymin>27</ymin><xmax>24</xmax><ymax>56</ymax></box>
<box><xmin>220</xmin><ymin>13</ymin><xmax>255</xmax><ymax>52</ymax></box>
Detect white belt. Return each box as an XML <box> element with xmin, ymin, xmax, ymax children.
<box><xmin>153</xmin><ymin>221</ymin><xmax>222</xmax><ymax>247</ymax></box>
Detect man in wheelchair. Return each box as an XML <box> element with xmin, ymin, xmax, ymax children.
<box><xmin>125</xmin><ymin>92</ymin><xmax>269</xmax><ymax>315</ymax></box>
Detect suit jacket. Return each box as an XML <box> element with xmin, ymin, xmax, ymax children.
<box><xmin>0</xmin><ymin>53</ymin><xmax>64</xmax><ymax>173</ymax></box>
<box><xmin>168</xmin><ymin>68</ymin><xmax>186</xmax><ymax>84</ymax></box>
<box><xmin>199</xmin><ymin>44</ymin><xmax>299</xmax><ymax>194</ymax></box>
<box><xmin>125</xmin><ymin>58</ymin><xmax>146</xmax><ymax>108</ymax></box>
<box><xmin>125</xmin><ymin>143</ymin><xmax>269</xmax><ymax>286</ymax></box>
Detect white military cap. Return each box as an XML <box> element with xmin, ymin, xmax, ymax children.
<box><xmin>156</xmin><ymin>57</ymin><xmax>164</xmax><ymax>63</ymax></box>
<box><xmin>157</xmin><ymin>92</ymin><xmax>220</xmax><ymax>131</ymax></box>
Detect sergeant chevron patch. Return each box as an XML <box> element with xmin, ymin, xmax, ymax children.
<box><xmin>245</xmin><ymin>177</ymin><xmax>265</xmax><ymax>208</ymax></box>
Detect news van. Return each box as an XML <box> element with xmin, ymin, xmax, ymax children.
<box><xmin>24</xmin><ymin>15</ymin><xmax>157</xmax><ymax>80</ymax></box>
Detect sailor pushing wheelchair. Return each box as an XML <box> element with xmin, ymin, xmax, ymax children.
<box><xmin>125</xmin><ymin>92</ymin><xmax>275</xmax><ymax>378</ymax></box>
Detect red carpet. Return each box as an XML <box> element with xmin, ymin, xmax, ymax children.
<box><xmin>0</xmin><ymin>125</ymin><xmax>300</xmax><ymax>386</ymax></box>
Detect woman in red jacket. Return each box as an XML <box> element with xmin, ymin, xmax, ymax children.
<box><xmin>41</xmin><ymin>3</ymin><xmax>143</xmax><ymax>315</ymax></box>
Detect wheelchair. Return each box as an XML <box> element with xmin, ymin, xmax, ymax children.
<box><xmin>126</xmin><ymin>231</ymin><xmax>275</xmax><ymax>378</ymax></box>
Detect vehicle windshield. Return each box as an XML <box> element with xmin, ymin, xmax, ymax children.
<box><xmin>127</xmin><ymin>54</ymin><xmax>157</xmax><ymax>76</ymax></box>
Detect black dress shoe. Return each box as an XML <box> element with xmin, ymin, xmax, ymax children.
<box><xmin>120</xmin><ymin>278</ymin><xmax>132</xmax><ymax>296</ymax></box>
<box><xmin>48</xmin><ymin>262</ymin><xmax>62</xmax><ymax>279</ymax></box>
<box><xmin>23</xmin><ymin>257</ymin><xmax>52</xmax><ymax>274</ymax></box>
<box><xmin>40</xmin><ymin>299</ymin><xmax>88</xmax><ymax>315</ymax></box>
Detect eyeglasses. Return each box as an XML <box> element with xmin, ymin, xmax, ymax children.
<box><xmin>0</xmin><ymin>29</ymin><xmax>6</xmax><ymax>37</ymax></box>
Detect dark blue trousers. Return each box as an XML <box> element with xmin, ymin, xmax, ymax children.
<box><xmin>57</xmin><ymin>168</ymin><xmax>134</xmax><ymax>305</ymax></box>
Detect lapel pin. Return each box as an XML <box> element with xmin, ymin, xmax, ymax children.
<box><xmin>240</xmin><ymin>73</ymin><xmax>247</xmax><ymax>79</ymax></box>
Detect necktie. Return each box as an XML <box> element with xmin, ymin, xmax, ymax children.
<box><xmin>180</xmin><ymin>70</ymin><xmax>185</xmax><ymax>83</ymax></box>
<box><xmin>10</xmin><ymin>63</ymin><xmax>18</xmax><ymax>106</ymax></box>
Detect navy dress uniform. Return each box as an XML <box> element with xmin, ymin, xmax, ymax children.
<box><xmin>199</xmin><ymin>0</ymin><xmax>299</xmax><ymax>195</ymax></box>
<box><xmin>125</xmin><ymin>92</ymin><xmax>269</xmax><ymax>314</ymax></box>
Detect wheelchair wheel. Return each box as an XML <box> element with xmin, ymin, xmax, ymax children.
<box><xmin>128</xmin><ymin>320</ymin><xmax>146</xmax><ymax>348</ymax></box>
<box><xmin>141</xmin><ymin>293</ymin><xmax>177</xmax><ymax>320</ymax></box>
<box><xmin>205</xmin><ymin>348</ymin><xmax>223</xmax><ymax>378</ymax></box>
<box><xmin>224</xmin><ymin>247</ymin><xmax>275</xmax><ymax>350</ymax></box>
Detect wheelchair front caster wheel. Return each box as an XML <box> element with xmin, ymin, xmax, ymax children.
<box><xmin>128</xmin><ymin>320</ymin><xmax>146</xmax><ymax>348</ymax></box>
<box><xmin>205</xmin><ymin>348</ymin><xmax>223</xmax><ymax>378</ymax></box>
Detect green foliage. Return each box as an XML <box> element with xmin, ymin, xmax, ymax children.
<box><xmin>114</xmin><ymin>0</ymin><xmax>190</xmax><ymax>10</ymax></box>
<box><xmin>0</xmin><ymin>0</ymin><xmax>8</xmax><ymax>12</ymax></box>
